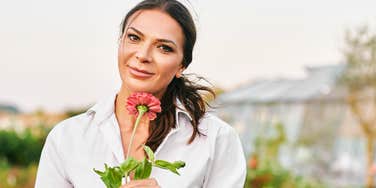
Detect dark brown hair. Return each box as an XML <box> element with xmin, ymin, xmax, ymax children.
<box><xmin>120</xmin><ymin>0</ymin><xmax>215</xmax><ymax>151</ymax></box>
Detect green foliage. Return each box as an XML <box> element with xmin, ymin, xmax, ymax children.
<box><xmin>0</xmin><ymin>128</ymin><xmax>48</xmax><ymax>166</ymax></box>
<box><xmin>0</xmin><ymin>125</ymin><xmax>49</xmax><ymax>188</ymax></box>
<box><xmin>340</xmin><ymin>26</ymin><xmax>376</xmax><ymax>90</ymax></box>
<box><xmin>245</xmin><ymin>123</ymin><xmax>327</xmax><ymax>188</ymax></box>
<box><xmin>154</xmin><ymin>160</ymin><xmax>185</xmax><ymax>175</ymax></box>
<box><xmin>245</xmin><ymin>160</ymin><xmax>326</xmax><ymax>188</ymax></box>
<box><xmin>339</xmin><ymin>25</ymin><xmax>376</xmax><ymax>188</ymax></box>
<box><xmin>254</xmin><ymin>123</ymin><xmax>286</xmax><ymax>163</ymax></box>
<box><xmin>94</xmin><ymin>164</ymin><xmax>123</xmax><ymax>188</ymax></box>
<box><xmin>94</xmin><ymin>145</ymin><xmax>185</xmax><ymax>188</ymax></box>
<box><xmin>0</xmin><ymin>157</ymin><xmax>10</xmax><ymax>170</ymax></box>
<box><xmin>94</xmin><ymin>157</ymin><xmax>141</xmax><ymax>188</ymax></box>
<box><xmin>144</xmin><ymin>145</ymin><xmax>155</xmax><ymax>162</ymax></box>
<box><xmin>0</xmin><ymin>164</ymin><xmax>38</xmax><ymax>188</ymax></box>
<box><xmin>119</xmin><ymin>157</ymin><xmax>139</xmax><ymax>174</ymax></box>
<box><xmin>134</xmin><ymin>158</ymin><xmax>152</xmax><ymax>180</ymax></box>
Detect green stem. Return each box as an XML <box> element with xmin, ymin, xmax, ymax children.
<box><xmin>124</xmin><ymin>105</ymin><xmax>148</xmax><ymax>184</ymax></box>
<box><xmin>126</xmin><ymin>110</ymin><xmax>146</xmax><ymax>160</ymax></box>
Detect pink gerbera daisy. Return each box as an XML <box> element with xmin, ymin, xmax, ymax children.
<box><xmin>126</xmin><ymin>92</ymin><xmax>161</xmax><ymax>120</ymax></box>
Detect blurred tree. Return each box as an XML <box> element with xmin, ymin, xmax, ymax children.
<box><xmin>340</xmin><ymin>26</ymin><xmax>376</xmax><ymax>188</ymax></box>
<box><xmin>0</xmin><ymin>128</ymin><xmax>45</xmax><ymax>166</ymax></box>
<box><xmin>256</xmin><ymin>123</ymin><xmax>286</xmax><ymax>162</ymax></box>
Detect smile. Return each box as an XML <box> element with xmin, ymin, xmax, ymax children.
<box><xmin>128</xmin><ymin>66</ymin><xmax>155</xmax><ymax>79</ymax></box>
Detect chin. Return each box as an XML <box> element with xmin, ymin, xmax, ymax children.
<box><xmin>126</xmin><ymin>83</ymin><xmax>155</xmax><ymax>93</ymax></box>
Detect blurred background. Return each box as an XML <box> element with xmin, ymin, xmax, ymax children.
<box><xmin>1</xmin><ymin>0</ymin><xmax>376</xmax><ymax>187</ymax></box>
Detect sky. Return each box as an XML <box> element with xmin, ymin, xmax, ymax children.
<box><xmin>1</xmin><ymin>0</ymin><xmax>376</xmax><ymax>112</ymax></box>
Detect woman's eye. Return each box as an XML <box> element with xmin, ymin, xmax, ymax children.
<box><xmin>158</xmin><ymin>45</ymin><xmax>173</xmax><ymax>53</ymax></box>
<box><xmin>127</xmin><ymin>34</ymin><xmax>139</xmax><ymax>42</ymax></box>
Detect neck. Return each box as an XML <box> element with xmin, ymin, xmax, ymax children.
<box><xmin>115</xmin><ymin>84</ymin><xmax>162</xmax><ymax>131</ymax></box>
<box><xmin>115</xmin><ymin>88</ymin><xmax>135</xmax><ymax>132</ymax></box>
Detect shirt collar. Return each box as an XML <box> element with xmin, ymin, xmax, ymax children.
<box><xmin>86</xmin><ymin>92</ymin><xmax>117</xmax><ymax>127</ymax></box>
<box><xmin>86</xmin><ymin>93</ymin><xmax>193</xmax><ymax>128</ymax></box>
<box><xmin>175</xmin><ymin>98</ymin><xmax>193</xmax><ymax>129</ymax></box>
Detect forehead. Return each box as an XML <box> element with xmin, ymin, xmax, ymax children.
<box><xmin>126</xmin><ymin>9</ymin><xmax>184</xmax><ymax>45</ymax></box>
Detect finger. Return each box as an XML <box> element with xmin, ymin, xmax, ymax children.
<box><xmin>125</xmin><ymin>178</ymin><xmax>158</xmax><ymax>186</ymax></box>
<box><xmin>121</xmin><ymin>184</ymin><xmax>160</xmax><ymax>188</ymax></box>
<box><xmin>127</xmin><ymin>179</ymin><xmax>158</xmax><ymax>186</ymax></box>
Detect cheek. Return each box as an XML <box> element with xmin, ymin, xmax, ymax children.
<box><xmin>153</xmin><ymin>49</ymin><xmax>183</xmax><ymax>69</ymax></box>
<box><xmin>118</xmin><ymin>44</ymin><xmax>136</xmax><ymax>71</ymax></box>
<box><xmin>117</xmin><ymin>49</ymin><xmax>133</xmax><ymax>83</ymax></box>
<box><xmin>155</xmin><ymin>53</ymin><xmax>183</xmax><ymax>83</ymax></box>
<box><xmin>156</xmin><ymin>59</ymin><xmax>182</xmax><ymax>81</ymax></box>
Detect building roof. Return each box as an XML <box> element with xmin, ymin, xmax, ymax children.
<box><xmin>217</xmin><ymin>64</ymin><xmax>346</xmax><ymax>105</ymax></box>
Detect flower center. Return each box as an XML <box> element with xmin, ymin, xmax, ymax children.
<box><xmin>137</xmin><ymin>105</ymin><xmax>148</xmax><ymax>114</ymax></box>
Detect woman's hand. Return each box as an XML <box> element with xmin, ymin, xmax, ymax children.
<box><xmin>121</xmin><ymin>178</ymin><xmax>160</xmax><ymax>188</ymax></box>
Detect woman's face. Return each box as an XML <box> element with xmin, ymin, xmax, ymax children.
<box><xmin>118</xmin><ymin>9</ymin><xmax>185</xmax><ymax>98</ymax></box>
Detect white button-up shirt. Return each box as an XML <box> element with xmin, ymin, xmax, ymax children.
<box><xmin>35</xmin><ymin>93</ymin><xmax>246</xmax><ymax>188</ymax></box>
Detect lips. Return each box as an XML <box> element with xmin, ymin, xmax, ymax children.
<box><xmin>128</xmin><ymin>65</ymin><xmax>155</xmax><ymax>79</ymax></box>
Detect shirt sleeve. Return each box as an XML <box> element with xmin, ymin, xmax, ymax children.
<box><xmin>203</xmin><ymin>126</ymin><xmax>247</xmax><ymax>188</ymax></box>
<box><xmin>35</xmin><ymin>128</ymin><xmax>73</xmax><ymax>188</ymax></box>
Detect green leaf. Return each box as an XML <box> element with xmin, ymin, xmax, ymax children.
<box><xmin>93</xmin><ymin>164</ymin><xmax>123</xmax><ymax>188</ymax></box>
<box><xmin>143</xmin><ymin>145</ymin><xmax>155</xmax><ymax>162</ymax></box>
<box><xmin>134</xmin><ymin>157</ymin><xmax>152</xmax><ymax>180</ymax></box>
<box><xmin>120</xmin><ymin>157</ymin><xmax>140</xmax><ymax>175</ymax></box>
<box><xmin>172</xmin><ymin>160</ymin><xmax>186</xmax><ymax>169</ymax></box>
<box><xmin>93</xmin><ymin>168</ymin><xmax>105</xmax><ymax>176</ymax></box>
<box><xmin>154</xmin><ymin>160</ymin><xmax>185</xmax><ymax>175</ymax></box>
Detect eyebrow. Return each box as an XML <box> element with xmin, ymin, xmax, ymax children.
<box><xmin>127</xmin><ymin>27</ymin><xmax>177</xmax><ymax>47</ymax></box>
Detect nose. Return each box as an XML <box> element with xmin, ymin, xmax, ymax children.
<box><xmin>135</xmin><ymin>43</ymin><xmax>152</xmax><ymax>63</ymax></box>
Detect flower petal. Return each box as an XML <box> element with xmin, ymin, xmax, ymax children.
<box><xmin>126</xmin><ymin>92</ymin><xmax>161</xmax><ymax>119</ymax></box>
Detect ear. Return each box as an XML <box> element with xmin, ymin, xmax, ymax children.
<box><xmin>175</xmin><ymin>66</ymin><xmax>185</xmax><ymax>78</ymax></box>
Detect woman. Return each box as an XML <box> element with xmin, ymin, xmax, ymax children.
<box><xmin>35</xmin><ymin>0</ymin><xmax>246</xmax><ymax>187</ymax></box>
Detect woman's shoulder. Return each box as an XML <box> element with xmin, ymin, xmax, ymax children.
<box><xmin>46</xmin><ymin>112</ymin><xmax>93</xmax><ymax>142</ymax></box>
<box><xmin>198</xmin><ymin>112</ymin><xmax>239</xmax><ymax>139</ymax></box>
<box><xmin>47</xmin><ymin>94</ymin><xmax>116</xmax><ymax>139</ymax></box>
<box><xmin>197</xmin><ymin>113</ymin><xmax>244</xmax><ymax>161</ymax></box>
